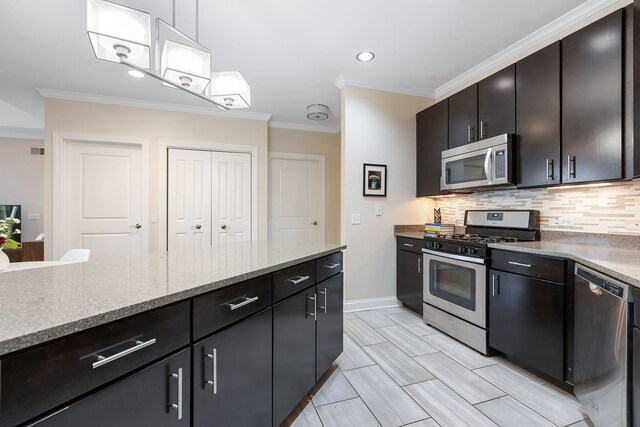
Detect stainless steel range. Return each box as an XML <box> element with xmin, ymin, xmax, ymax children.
<box><xmin>422</xmin><ymin>210</ymin><xmax>539</xmax><ymax>354</ymax></box>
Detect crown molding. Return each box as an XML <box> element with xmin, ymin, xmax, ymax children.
<box><xmin>334</xmin><ymin>74</ymin><xmax>436</xmax><ymax>99</ymax></box>
<box><xmin>37</xmin><ymin>88</ymin><xmax>273</xmax><ymax>122</ymax></box>
<box><xmin>435</xmin><ymin>0</ymin><xmax>622</xmax><ymax>98</ymax></box>
<box><xmin>268</xmin><ymin>121</ymin><xmax>340</xmax><ymax>134</ymax></box>
<box><xmin>0</xmin><ymin>126</ymin><xmax>44</xmax><ymax>140</ymax></box>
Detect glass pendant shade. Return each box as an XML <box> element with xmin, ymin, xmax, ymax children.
<box><xmin>210</xmin><ymin>72</ymin><xmax>251</xmax><ymax>109</ymax></box>
<box><xmin>87</xmin><ymin>0</ymin><xmax>151</xmax><ymax>68</ymax></box>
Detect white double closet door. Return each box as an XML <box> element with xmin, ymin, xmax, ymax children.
<box><xmin>168</xmin><ymin>149</ymin><xmax>251</xmax><ymax>251</ymax></box>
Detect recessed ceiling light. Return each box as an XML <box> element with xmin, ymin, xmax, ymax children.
<box><xmin>356</xmin><ymin>51</ymin><xmax>375</xmax><ymax>62</ymax></box>
<box><xmin>128</xmin><ymin>69</ymin><xmax>145</xmax><ymax>78</ymax></box>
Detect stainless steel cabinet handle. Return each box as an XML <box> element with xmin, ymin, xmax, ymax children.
<box><xmin>170</xmin><ymin>367</ymin><xmax>183</xmax><ymax>420</ymax></box>
<box><xmin>417</xmin><ymin>257</ymin><xmax>422</xmax><ymax>274</ymax></box>
<box><xmin>92</xmin><ymin>338</ymin><xmax>156</xmax><ymax>369</ymax></box>
<box><xmin>322</xmin><ymin>263</ymin><xmax>341</xmax><ymax>270</ymax></box>
<box><xmin>568</xmin><ymin>155</ymin><xmax>576</xmax><ymax>178</ymax></box>
<box><xmin>287</xmin><ymin>275</ymin><xmax>310</xmax><ymax>285</ymax></box>
<box><xmin>492</xmin><ymin>275</ymin><xmax>500</xmax><ymax>296</ymax></box>
<box><xmin>307</xmin><ymin>294</ymin><xmax>317</xmax><ymax>318</ymax></box>
<box><xmin>403</xmin><ymin>243</ymin><xmax>414</xmax><ymax>247</ymax></box>
<box><xmin>205</xmin><ymin>349</ymin><xmax>217</xmax><ymax>394</ymax></box>
<box><xmin>546</xmin><ymin>158</ymin><xmax>554</xmax><ymax>181</ymax></box>
<box><xmin>228</xmin><ymin>296</ymin><xmax>259</xmax><ymax>311</ymax></box>
<box><xmin>467</xmin><ymin>125</ymin><xmax>474</xmax><ymax>142</ymax></box>
<box><xmin>480</xmin><ymin>121</ymin><xmax>486</xmax><ymax>139</ymax></box>
<box><xmin>318</xmin><ymin>288</ymin><xmax>327</xmax><ymax>314</ymax></box>
<box><xmin>508</xmin><ymin>261</ymin><xmax>532</xmax><ymax>268</ymax></box>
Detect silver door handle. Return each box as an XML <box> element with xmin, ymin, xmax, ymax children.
<box><xmin>492</xmin><ymin>275</ymin><xmax>500</xmax><ymax>296</ymax></box>
<box><xmin>322</xmin><ymin>263</ymin><xmax>340</xmax><ymax>270</ymax></box>
<box><xmin>192</xmin><ymin>224</ymin><xmax>202</xmax><ymax>230</ymax></box>
<box><xmin>318</xmin><ymin>288</ymin><xmax>327</xmax><ymax>313</ymax></box>
<box><xmin>170</xmin><ymin>367</ymin><xmax>183</xmax><ymax>420</ymax></box>
<box><xmin>307</xmin><ymin>294</ymin><xmax>317</xmax><ymax>318</ymax></box>
<box><xmin>508</xmin><ymin>261</ymin><xmax>532</xmax><ymax>268</ymax></box>
<box><xmin>287</xmin><ymin>275</ymin><xmax>310</xmax><ymax>285</ymax></box>
<box><xmin>205</xmin><ymin>349</ymin><xmax>217</xmax><ymax>394</ymax></box>
<box><xmin>312</xmin><ymin>221</ymin><xmax>318</xmax><ymax>225</ymax></box>
<box><xmin>568</xmin><ymin>155</ymin><xmax>576</xmax><ymax>178</ymax></box>
<box><xmin>479</xmin><ymin>120</ymin><xmax>486</xmax><ymax>139</ymax></box>
<box><xmin>403</xmin><ymin>243</ymin><xmax>414</xmax><ymax>247</ymax></box>
<box><xmin>131</xmin><ymin>223</ymin><xmax>142</xmax><ymax>229</ymax></box>
<box><xmin>92</xmin><ymin>338</ymin><xmax>156</xmax><ymax>369</ymax></box>
<box><xmin>467</xmin><ymin>125</ymin><xmax>474</xmax><ymax>142</ymax></box>
<box><xmin>417</xmin><ymin>257</ymin><xmax>422</xmax><ymax>274</ymax></box>
<box><xmin>228</xmin><ymin>296</ymin><xmax>259</xmax><ymax>311</ymax></box>
<box><xmin>221</xmin><ymin>224</ymin><xmax>228</xmax><ymax>230</ymax></box>
<box><xmin>484</xmin><ymin>147</ymin><xmax>493</xmax><ymax>184</ymax></box>
<box><xmin>546</xmin><ymin>158</ymin><xmax>554</xmax><ymax>181</ymax></box>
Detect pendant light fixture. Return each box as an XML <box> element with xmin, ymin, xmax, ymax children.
<box><xmin>86</xmin><ymin>0</ymin><xmax>251</xmax><ymax>110</ymax></box>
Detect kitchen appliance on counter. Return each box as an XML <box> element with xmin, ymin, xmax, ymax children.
<box><xmin>574</xmin><ymin>264</ymin><xmax>631</xmax><ymax>427</ymax></box>
<box><xmin>441</xmin><ymin>134</ymin><xmax>514</xmax><ymax>192</ymax></box>
<box><xmin>422</xmin><ymin>209</ymin><xmax>539</xmax><ymax>354</ymax></box>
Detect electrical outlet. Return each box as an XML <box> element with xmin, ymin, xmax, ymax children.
<box><xmin>375</xmin><ymin>204</ymin><xmax>382</xmax><ymax>216</ymax></box>
<box><xmin>557</xmin><ymin>217</ymin><xmax>575</xmax><ymax>227</ymax></box>
<box><xmin>351</xmin><ymin>214</ymin><xmax>361</xmax><ymax>225</ymax></box>
<box><xmin>625</xmin><ymin>219</ymin><xmax>640</xmax><ymax>231</ymax></box>
<box><xmin>27</xmin><ymin>213</ymin><xmax>40</xmax><ymax>220</ymax></box>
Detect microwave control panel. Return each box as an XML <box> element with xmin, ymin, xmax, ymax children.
<box><xmin>494</xmin><ymin>149</ymin><xmax>506</xmax><ymax>178</ymax></box>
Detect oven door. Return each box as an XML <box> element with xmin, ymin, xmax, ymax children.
<box><xmin>422</xmin><ymin>248</ymin><xmax>486</xmax><ymax>328</ymax></box>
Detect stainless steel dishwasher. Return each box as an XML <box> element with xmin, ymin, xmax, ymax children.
<box><xmin>574</xmin><ymin>264</ymin><xmax>632</xmax><ymax>427</ymax></box>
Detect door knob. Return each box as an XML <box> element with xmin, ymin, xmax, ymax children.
<box><xmin>312</xmin><ymin>221</ymin><xmax>318</xmax><ymax>225</ymax></box>
<box><xmin>221</xmin><ymin>224</ymin><xmax>227</xmax><ymax>230</ymax></box>
<box><xmin>192</xmin><ymin>224</ymin><xmax>202</xmax><ymax>230</ymax></box>
<box><xmin>132</xmin><ymin>223</ymin><xmax>142</xmax><ymax>229</ymax></box>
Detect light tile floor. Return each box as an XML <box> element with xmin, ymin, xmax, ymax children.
<box><xmin>291</xmin><ymin>306</ymin><xmax>591</xmax><ymax>427</ymax></box>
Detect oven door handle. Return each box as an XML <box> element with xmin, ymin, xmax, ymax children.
<box><xmin>421</xmin><ymin>248</ymin><xmax>486</xmax><ymax>265</ymax></box>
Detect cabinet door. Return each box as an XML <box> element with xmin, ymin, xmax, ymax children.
<box><xmin>396</xmin><ymin>249</ymin><xmax>423</xmax><ymax>314</ymax></box>
<box><xmin>478</xmin><ymin>64</ymin><xmax>516</xmax><ymax>140</ymax></box>
<box><xmin>562</xmin><ymin>10</ymin><xmax>623</xmax><ymax>183</ymax></box>
<box><xmin>417</xmin><ymin>100</ymin><xmax>448</xmax><ymax>196</ymax></box>
<box><xmin>634</xmin><ymin>328</ymin><xmax>640</xmax><ymax>427</ymax></box>
<box><xmin>31</xmin><ymin>349</ymin><xmax>191</xmax><ymax>427</ymax></box>
<box><xmin>273</xmin><ymin>288</ymin><xmax>317</xmax><ymax>426</ymax></box>
<box><xmin>489</xmin><ymin>270</ymin><xmax>564</xmax><ymax>381</ymax></box>
<box><xmin>192</xmin><ymin>308</ymin><xmax>272</xmax><ymax>427</ymax></box>
<box><xmin>516</xmin><ymin>42</ymin><xmax>561</xmax><ymax>187</ymax></box>
<box><xmin>316</xmin><ymin>273</ymin><xmax>344</xmax><ymax>380</ymax></box>
<box><xmin>448</xmin><ymin>84</ymin><xmax>477</xmax><ymax>148</ymax></box>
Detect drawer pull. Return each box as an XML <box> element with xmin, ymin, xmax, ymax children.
<box><xmin>227</xmin><ymin>296</ymin><xmax>259</xmax><ymax>311</ymax></box>
<box><xmin>403</xmin><ymin>243</ymin><xmax>415</xmax><ymax>247</ymax></box>
<box><xmin>508</xmin><ymin>261</ymin><xmax>532</xmax><ymax>268</ymax></box>
<box><xmin>307</xmin><ymin>294</ymin><xmax>317</xmax><ymax>319</ymax></box>
<box><xmin>205</xmin><ymin>349</ymin><xmax>217</xmax><ymax>394</ymax></box>
<box><xmin>170</xmin><ymin>367</ymin><xmax>183</xmax><ymax>420</ymax></box>
<box><xmin>287</xmin><ymin>275</ymin><xmax>310</xmax><ymax>285</ymax></box>
<box><xmin>318</xmin><ymin>288</ymin><xmax>328</xmax><ymax>314</ymax></box>
<box><xmin>322</xmin><ymin>263</ymin><xmax>341</xmax><ymax>270</ymax></box>
<box><xmin>92</xmin><ymin>338</ymin><xmax>157</xmax><ymax>369</ymax></box>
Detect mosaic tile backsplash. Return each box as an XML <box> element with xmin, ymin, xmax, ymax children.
<box><xmin>433</xmin><ymin>180</ymin><xmax>640</xmax><ymax>235</ymax></box>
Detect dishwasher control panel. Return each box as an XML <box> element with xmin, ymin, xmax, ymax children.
<box><xmin>576</xmin><ymin>266</ymin><xmax>626</xmax><ymax>298</ymax></box>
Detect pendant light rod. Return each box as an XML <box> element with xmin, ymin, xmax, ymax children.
<box><xmin>119</xmin><ymin>58</ymin><xmax>230</xmax><ymax>110</ymax></box>
<box><xmin>172</xmin><ymin>0</ymin><xmax>176</xmax><ymax>26</ymax></box>
<box><xmin>196</xmin><ymin>0</ymin><xmax>199</xmax><ymax>42</ymax></box>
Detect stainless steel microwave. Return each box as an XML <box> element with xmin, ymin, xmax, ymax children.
<box><xmin>441</xmin><ymin>134</ymin><xmax>513</xmax><ymax>191</ymax></box>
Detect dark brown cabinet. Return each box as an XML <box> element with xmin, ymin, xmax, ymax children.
<box><xmin>478</xmin><ymin>64</ymin><xmax>516</xmax><ymax>140</ymax></box>
<box><xmin>516</xmin><ymin>42</ymin><xmax>561</xmax><ymax>187</ymax></box>
<box><xmin>32</xmin><ymin>349</ymin><xmax>191</xmax><ymax>427</ymax></box>
<box><xmin>448</xmin><ymin>84</ymin><xmax>478</xmax><ymax>148</ymax></box>
<box><xmin>416</xmin><ymin>100</ymin><xmax>448</xmax><ymax>196</ymax></box>
<box><xmin>192</xmin><ymin>308</ymin><xmax>272</xmax><ymax>427</ymax></box>
<box><xmin>316</xmin><ymin>273</ymin><xmax>344</xmax><ymax>380</ymax></box>
<box><xmin>396</xmin><ymin>238</ymin><xmax>423</xmax><ymax>314</ymax></box>
<box><xmin>562</xmin><ymin>10</ymin><xmax>623</xmax><ymax>184</ymax></box>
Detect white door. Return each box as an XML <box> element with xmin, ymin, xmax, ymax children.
<box><xmin>168</xmin><ymin>149</ymin><xmax>212</xmax><ymax>252</ymax></box>
<box><xmin>270</xmin><ymin>155</ymin><xmax>324</xmax><ymax>243</ymax></box>
<box><xmin>212</xmin><ymin>152</ymin><xmax>252</xmax><ymax>244</ymax></box>
<box><xmin>65</xmin><ymin>141</ymin><xmax>145</xmax><ymax>260</ymax></box>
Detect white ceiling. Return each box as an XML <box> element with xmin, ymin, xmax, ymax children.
<box><xmin>0</xmin><ymin>0</ymin><xmax>599</xmax><ymax>135</ymax></box>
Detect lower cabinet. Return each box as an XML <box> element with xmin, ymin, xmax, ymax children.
<box><xmin>316</xmin><ymin>272</ymin><xmax>344</xmax><ymax>380</ymax></box>
<box><xmin>634</xmin><ymin>327</ymin><xmax>640</xmax><ymax>427</ymax></box>
<box><xmin>489</xmin><ymin>269</ymin><xmax>564</xmax><ymax>381</ymax></box>
<box><xmin>192</xmin><ymin>308</ymin><xmax>272</xmax><ymax>427</ymax></box>
<box><xmin>273</xmin><ymin>287</ymin><xmax>317</xmax><ymax>426</ymax></box>
<box><xmin>31</xmin><ymin>348</ymin><xmax>191</xmax><ymax>426</ymax></box>
<box><xmin>396</xmin><ymin>238</ymin><xmax>424</xmax><ymax>314</ymax></box>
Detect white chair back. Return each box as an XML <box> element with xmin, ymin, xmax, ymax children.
<box><xmin>60</xmin><ymin>249</ymin><xmax>91</xmax><ymax>263</ymax></box>
<box><xmin>35</xmin><ymin>233</ymin><xmax>45</xmax><ymax>241</ymax></box>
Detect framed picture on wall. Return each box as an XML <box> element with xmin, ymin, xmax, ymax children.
<box><xmin>363</xmin><ymin>163</ymin><xmax>387</xmax><ymax>197</ymax></box>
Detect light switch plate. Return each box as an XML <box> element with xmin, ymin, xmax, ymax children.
<box><xmin>375</xmin><ymin>204</ymin><xmax>382</xmax><ymax>216</ymax></box>
<box><xmin>351</xmin><ymin>214</ymin><xmax>361</xmax><ymax>225</ymax></box>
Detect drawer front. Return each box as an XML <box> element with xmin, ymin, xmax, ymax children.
<box><xmin>193</xmin><ymin>275</ymin><xmax>271</xmax><ymax>340</ymax></box>
<box><xmin>397</xmin><ymin>236</ymin><xmax>424</xmax><ymax>254</ymax></box>
<box><xmin>316</xmin><ymin>252</ymin><xmax>343</xmax><ymax>283</ymax></box>
<box><xmin>272</xmin><ymin>261</ymin><xmax>316</xmax><ymax>303</ymax></box>
<box><xmin>0</xmin><ymin>301</ymin><xmax>190</xmax><ymax>427</ymax></box>
<box><xmin>635</xmin><ymin>288</ymin><xmax>640</xmax><ymax>328</ymax></box>
<box><xmin>490</xmin><ymin>249</ymin><xmax>567</xmax><ymax>283</ymax></box>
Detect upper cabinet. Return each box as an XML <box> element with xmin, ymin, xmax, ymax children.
<box><xmin>478</xmin><ymin>64</ymin><xmax>516</xmax><ymax>140</ymax></box>
<box><xmin>448</xmin><ymin>85</ymin><xmax>477</xmax><ymax>148</ymax></box>
<box><xmin>562</xmin><ymin>10</ymin><xmax>623</xmax><ymax>184</ymax></box>
<box><xmin>416</xmin><ymin>100</ymin><xmax>448</xmax><ymax>196</ymax></box>
<box><xmin>516</xmin><ymin>42</ymin><xmax>561</xmax><ymax>187</ymax></box>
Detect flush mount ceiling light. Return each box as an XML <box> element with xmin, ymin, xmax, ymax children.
<box><xmin>86</xmin><ymin>0</ymin><xmax>251</xmax><ymax>110</ymax></box>
<box><xmin>356</xmin><ymin>51</ymin><xmax>375</xmax><ymax>62</ymax></box>
<box><xmin>307</xmin><ymin>104</ymin><xmax>330</xmax><ymax>121</ymax></box>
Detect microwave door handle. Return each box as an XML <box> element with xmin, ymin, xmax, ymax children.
<box><xmin>484</xmin><ymin>148</ymin><xmax>493</xmax><ymax>184</ymax></box>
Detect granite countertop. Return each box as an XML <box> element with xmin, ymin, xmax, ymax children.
<box><xmin>489</xmin><ymin>241</ymin><xmax>640</xmax><ymax>289</ymax></box>
<box><xmin>0</xmin><ymin>241</ymin><xmax>346</xmax><ymax>356</ymax></box>
<box><xmin>395</xmin><ymin>232</ymin><xmax>425</xmax><ymax>240</ymax></box>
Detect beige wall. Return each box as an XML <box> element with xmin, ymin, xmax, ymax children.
<box><xmin>341</xmin><ymin>86</ymin><xmax>434</xmax><ymax>304</ymax></box>
<box><xmin>0</xmin><ymin>137</ymin><xmax>44</xmax><ymax>241</ymax></box>
<box><xmin>44</xmin><ymin>99</ymin><xmax>268</xmax><ymax>258</ymax></box>
<box><xmin>437</xmin><ymin>0</ymin><xmax>633</xmax><ymax>101</ymax></box>
<box><xmin>268</xmin><ymin>127</ymin><xmax>341</xmax><ymax>244</ymax></box>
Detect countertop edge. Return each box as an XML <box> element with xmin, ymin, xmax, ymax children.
<box><xmin>395</xmin><ymin>232</ymin><xmax>425</xmax><ymax>240</ymax></box>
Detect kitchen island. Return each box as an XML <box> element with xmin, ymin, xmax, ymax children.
<box><xmin>0</xmin><ymin>241</ymin><xmax>345</xmax><ymax>426</ymax></box>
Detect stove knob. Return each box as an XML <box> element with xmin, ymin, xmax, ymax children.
<box><xmin>459</xmin><ymin>247</ymin><xmax>467</xmax><ymax>254</ymax></box>
<box><xmin>468</xmin><ymin>248</ymin><xmax>477</xmax><ymax>255</ymax></box>
<box><xmin>436</xmin><ymin>243</ymin><xmax>443</xmax><ymax>249</ymax></box>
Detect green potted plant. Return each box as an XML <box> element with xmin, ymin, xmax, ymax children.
<box><xmin>0</xmin><ymin>217</ymin><xmax>21</xmax><ymax>271</ymax></box>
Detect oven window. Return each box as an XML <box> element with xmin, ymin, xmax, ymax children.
<box><xmin>429</xmin><ymin>260</ymin><xmax>476</xmax><ymax>311</ymax></box>
<box><xmin>445</xmin><ymin>154</ymin><xmax>487</xmax><ymax>185</ymax></box>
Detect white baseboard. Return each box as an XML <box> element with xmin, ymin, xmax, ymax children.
<box><xmin>343</xmin><ymin>296</ymin><xmax>401</xmax><ymax>312</ymax></box>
